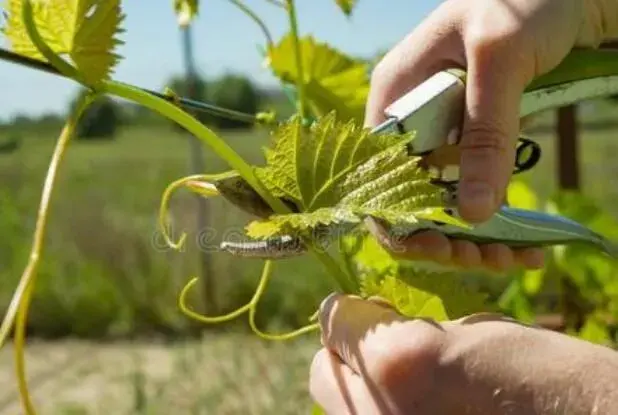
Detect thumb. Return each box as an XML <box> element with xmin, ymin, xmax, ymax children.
<box><xmin>457</xmin><ymin>50</ymin><xmax>527</xmax><ymax>223</ymax></box>
<box><xmin>317</xmin><ymin>294</ymin><xmax>407</xmax><ymax>373</ymax></box>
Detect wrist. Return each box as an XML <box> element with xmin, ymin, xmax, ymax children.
<box><xmin>441</xmin><ymin>317</ymin><xmax>618</xmax><ymax>414</ymax></box>
<box><xmin>579</xmin><ymin>0</ymin><xmax>618</xmax><ymax>46</ymax></box>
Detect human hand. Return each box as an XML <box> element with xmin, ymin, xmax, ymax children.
<box><xmin>309</xmin><ymin>294</ymin><xmax>618</xmax><ymax>415</ymax></box>
<box><xmin>364</xmin><ymin>0</ymin><xmax>618</xmax><ymax>272</ymax></box>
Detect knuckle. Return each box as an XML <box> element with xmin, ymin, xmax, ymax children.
<box><xmin>460</xmin><ymin>121</ymin><xmax>510</xmax><ymax>154</ymax></box>
<box><xmin>465</xmin><ymin>19</ymin><xmax>526</xmax><ymax>60</ymax></box>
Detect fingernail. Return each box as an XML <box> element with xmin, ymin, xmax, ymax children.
<box><xmin>459</xmin><ymin>181</ymin><xmax>495</xmax><ymax>216</ymax></box>
<box><xmin>319</xmin><ymin>292</ymin><xmax>340</xmax><ymax>315</ymax></box>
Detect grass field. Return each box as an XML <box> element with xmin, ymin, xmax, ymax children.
<box><xmin>0</xmin><ymin>333</ymin><xmax>320</xmax><ymax>414</ymax></box>
<box><xmin>0</xmin><ymin>101</ymin><xmax>617</xmax><ymax>413</ymax></box>
<box><xmin>0</xmin><ymin>121</ymin><xmax>333</xmax><ymax>339</ymax></box>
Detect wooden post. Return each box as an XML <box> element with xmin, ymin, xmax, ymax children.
<box><xmin>556</xmin><ymin>105</ymin><xmax>580</xmax><ymax>189</ymax></box>
<box><xmin>556</xmin><ymin>104</ymin><xmax>585</xmax><ymax>331</ymax></box>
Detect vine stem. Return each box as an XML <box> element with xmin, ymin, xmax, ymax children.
<box><xmin>8</xmin><ymin>92</ymin><xmax>97</xmax><ymax>415</ymax></box>
<box><xmin>284</xmin><ymin>0</ymin><xmax>307</xmax><ymax>119</ymax></box>
<box><xmin>227</xmin><ymin>0</ymin><xmax>274</xmax><ymax>47</ymax></box>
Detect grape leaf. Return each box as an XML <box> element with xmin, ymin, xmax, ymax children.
<box><xmin>256</xmin><ymin>112</ymin><xmax>420</xmax><ymax>209</ymax></box>
<box><xmin>507</xmin><ymin>180</ymin><xmax>538</xmax><ymax>210</ymax></box>
<box><xmin>2</xmin><ymin>0</ymin><xmax>125</xmax><ymax>84</ymax></box>
<box><xmin>334</xmin><ymin>0</ymin><xmax>356</xmax><ymax>16</ymax></box>
<box><xmin>577</xmin><ymin>314</ymin><xmax>613</xmax><ymax>346</ymax></box>
<box><xmin>348</xmin><ymin>226</ymin><xmax>490</xmax><ymax>321</ymax></box>
<box><xmin>360</xmin><ymin>268</ymin><xmax>491</xmax><ymax>321</ymax></box>
<box><xmin>266</xmin><ymin>34</ymin><xmax>370</xmax><ymax>123</ymax></box>
<box><xmin>173</xmin><ymin>0</ymin><xmax>199</xmax><ymax>27</ymax></box>
<box><xmin>249</xmin><ymin>113</ymin><xmax>465</xmax><ymax>238</ymax></box>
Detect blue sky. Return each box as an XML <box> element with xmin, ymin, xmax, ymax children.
<box><xmin>0</xmin><ymin>0</ymin><xmax>442</xmax><ymax>119</ymax></box>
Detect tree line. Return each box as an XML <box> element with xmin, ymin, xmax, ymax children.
<box><xmin>0</xmin><ymin>72</ymin><xmax>295</xmax><ymax>143</ymax></box>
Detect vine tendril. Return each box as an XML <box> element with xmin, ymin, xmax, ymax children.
<box><xmin>158</xmin><ymin>172</ymin><xmax>236</xmax><ymax>250</ymax></box>
<box><xmin>179</xmin><ymin>260</ymin><xmax>320</xmax><ymax>340</ymax></box>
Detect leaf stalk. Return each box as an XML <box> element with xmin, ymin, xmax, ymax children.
<box><xmin>227</xmin><ymin>0</ymin><xmax>274</xmax><ymax>47</ymax></box>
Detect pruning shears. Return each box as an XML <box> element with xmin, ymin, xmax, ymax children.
<box><xmin>366</xmin><ymin>68</ymin><xmax>618</xmax><ymax>257</ymax></box>
<box><xmin>220</xmin><ymin>68</ymin><xmax>618</xmax><ymax>260</ymax></box>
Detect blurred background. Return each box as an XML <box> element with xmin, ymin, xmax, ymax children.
<box><xmin>1</xmin><ymin>0</ymin><xmax>618</xmax><ymax>413</ymax></box>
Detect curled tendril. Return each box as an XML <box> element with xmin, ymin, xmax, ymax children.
<box><xmin>179</xmin><ymin>260</ymin><xmax>320</xmax><ymax>340</ymax></box>
<box><xmin>158</xmin><ymin>172</ymin><xmax>235</xmax><ymax>250</ymax></box>
<box><xmin>247</xmin><ymin>260</ymin><xmax>320</xmax><ymax>340</ymax></box>
<box><xmin>178</xmin><ymin>277</ymin><xmax>253</xmax><ymax>323</ymax></box>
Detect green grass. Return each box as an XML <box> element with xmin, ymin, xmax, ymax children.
<box><xmin>0</xmin><ymin>103</ymin><xmax>617</xmax><ymax>340</ymax></box>
<box><xmin>0</xmin><ymin>122</ymin><xmax>332</xmax><ymax>339</ymax></box>
<box><xmin>0</xmin><ymin>332</ymin><xmax>320</xmax><ymax>414</ymax></box>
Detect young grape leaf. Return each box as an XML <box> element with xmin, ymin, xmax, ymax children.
<box><xmin>360</xmin><ymin>268</ymin><xmax>492</xmax><ymax>321</ymax></box>
<box><xmin>348</xmin><ymin>228</ymin><xmax>491</xmax><ymax>321</ymax></box>
<box><xmin>266</xmin><ymin>34</ymin><xmax>370</xmax><ymax>123</ymax></box>
<box><xmin>256</xmin><ymin>112</ymin><xmax>417</xmax><ymax>209</ymax></box>
<box><xmin>2</xmin><ymin>0</ymin><xmax>125</xmax><ymax>84</ymax></box>
<box><xmin>173</xmin><ymin>0</ymin><xmax>199</xmax><ymax>27</ymax></box>
<box><xmin>334</xmin><ymin>0</ymin><xmax>356</xmax><ymax>16</ymax></box>
<box><xmin>248</xmin><ymin>113</ymin><xmax>467</xmax><ymax>239</ymax></box>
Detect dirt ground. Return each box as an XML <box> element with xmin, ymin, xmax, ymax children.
<box><xmin>0</xmin><ymin>333</ymin><xmax>320</xmax><ymax>415</ymax></box>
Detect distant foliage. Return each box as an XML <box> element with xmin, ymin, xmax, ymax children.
<box><xmin>70</xmin><ymin>91</ymin><xmax>121</xmax><ymax>140</ymax></box>
<box><xmin>0</xmin><ymin>134</ymin><xmax>21</xmax><ymax>154</ymax></box>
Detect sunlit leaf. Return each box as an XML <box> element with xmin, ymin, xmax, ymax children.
<box><xmin>360</xmin><ymin>267</ymin><xmax>491</xmax><ymax>321</ymax></box>
<box><xmin>247</xmin><ymin>113</ymin><xmax>465</xmax><ymax>238</ymax></box>
<box><xmin>498</xmin><ymin>279</ymin><xmax>537</xmax><ymax>323</ymax></box>
<box><xmin>522</xmin><ymin>268</ymin><xmax>544</xmax><ymax>295</ymax></box>
<box><xmin>2</xmin><ymin>0</ymin><xmax>125</xmax><ymax>84</ymax></box>
<box><xmin>507</xmin><ymin>180</ymin><xmax>537</xmax><ymax>210</ymax></box>
<box><xmin>266</xmin><ymin>34</ymin><xmax>370</xmax><ymax>123</ymax></box>
<box><xmin>342</xmin><ymin>227</ymin><xmax>490</xmax><ymax>321</ymax></box>
<box><xmin>577</xmin><ymin>314</ymin><xmax>613</xmax><ymax>346</ymax></box>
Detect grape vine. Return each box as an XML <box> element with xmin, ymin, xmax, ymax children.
<box><xmin>1</xmin><ymin>1</ymin><xmax>618</xmax><ymax>414</ymax></box>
